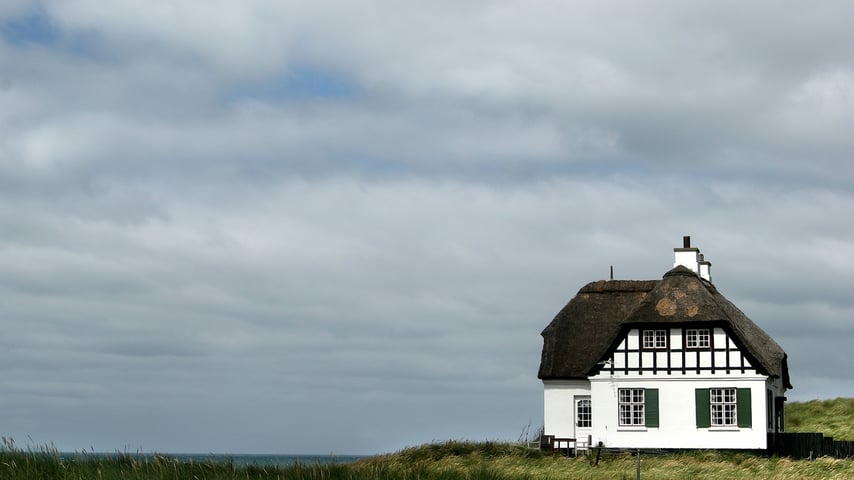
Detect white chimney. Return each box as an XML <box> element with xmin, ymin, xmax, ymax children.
<box><xmin>673</xmin><ymin>235</ymin><xmax>712</xmax><ymax>282</ymax></box>
<box><xmin>697</xmin><ymin>253</ymin><xmax>712</xmax><ymax>282</ymax></box>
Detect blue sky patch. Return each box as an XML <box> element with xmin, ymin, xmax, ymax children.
<box><xmin>1</xmin><ymin>9</ymin><xmax>58</xmax><ymax>46</ymax></box>
<box><xmin>227</xmin><ymin>66</ymin><xmax>360</xmax><ymax>102</ymax></box>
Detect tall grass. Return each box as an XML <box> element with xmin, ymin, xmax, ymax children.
<box><xmin>0</xmin><ymin>448</ymin><xmax>354</xmax><ymax>480</ymax></box>
<box><xmin>6</xmin><ymin>439</ymin><xmax>849</xmax><ymax>480</ymax></box>
<box><xmin>1</xmin><ymin>398</ymin><xmax>852</xmax><ymax>479</ymax></box>
<box><xmin>786</xmin><ymin>397</ymin><xmax>854</xmax><ymax>439</ymax></box>
<box><xmin>355</xmin><ymin>441</ymin><xmax>854</xmax><ymax>480</ymax></box>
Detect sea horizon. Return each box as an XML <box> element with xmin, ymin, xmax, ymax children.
<box><xmin>57</xmin><ymin>452</ymin><xmax>368</xmax><ymax>467</ymax></box>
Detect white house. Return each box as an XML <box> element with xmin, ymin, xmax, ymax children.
<box><xmin>538</xmin><ymin>237</ymin><xmax>791</xmax><ymax>451</ymax></box>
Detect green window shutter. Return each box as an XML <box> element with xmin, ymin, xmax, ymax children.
<box><xmin>644</xmin><ymin>388</ymin><xmax>659</xmax><ymax>427</ymax></box>
<box><xmin>695</xmin><ymin>388</ymin><xmax>711</xmax><ymax>428</ymax></box>
<box><xmin>737</xmin><ymin>388</ymin><xmax>752</xmax><ymax>428</ymax></box>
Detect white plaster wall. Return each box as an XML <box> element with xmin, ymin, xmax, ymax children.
<box><xmin>626</xmin><ymin>330</ymin><xmax>639</xmax><ymax>350</ymax></box>
<box><xmin>543</xmin><ymin>380</ymin><xmax>591</xmax><ymax>438</ymax></box>
<box><xmin>699</xmin><ymin>263</ymin><xmax>711</xmax><ymax>281</ymax></box>
<box><xmin>674</xmin><ymin>249</ymin><xmax>699</xmax><ymax>272</ymax></box>
<box><xmin>713</xmin><ymin>329</ymin><xmax>727</xmax><ymax>346</ymax></box>
<box><xmin>589</xmin><ymin>376</ymin><xmax>769</xmax><ymax>449</ymax></box>
<box><xmin>672</xmin><ymin>329</ymin><xmax>683</xmax><ymax>348</ymax></box>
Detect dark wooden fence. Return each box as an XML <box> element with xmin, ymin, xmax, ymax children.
<box><xmin>770</xmin><ymin>432</ymin><xmax>854</xmax><ymax>459</ymax></box>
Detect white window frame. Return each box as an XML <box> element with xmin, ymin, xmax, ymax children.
<box><xmin>710</xmin><ymin>388</ymin><xmax>737</xmax><ymax>427</ymax></box>
<box><xmin>685</xmin><ymin>328</ymin><xmax>710</xmax><ymax>349</ymax></box>
<box><xmin>618</xmin><ymin>388</ymin><xmax>645</xmax><ymax>426</ymax></box>
<box><xmin>642</xmin><ymin>329</ymin><xmax>667</xmax><ymax>350</ymax></box>
<box><xmin>576</xmin><ymin>398</ymin><xmax>592</xmax><ymax>428</ymax></box>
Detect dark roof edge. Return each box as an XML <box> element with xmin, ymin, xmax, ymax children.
<box><xmin>577</xmin><ymin>279</ymin><xmax>658</xmax><ymax>294</ymax></box>
<box><xmin>538</xmin><ymin>375</ymin><xmax>592</xmax><ymax>381</ymax></box>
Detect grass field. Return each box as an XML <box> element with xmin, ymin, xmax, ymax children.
<box><xmin>786</xmin><ymin>397</ymin><xmax>854</xmax><ymax>439</ymax></box>
<box><xmin>4</xmin><ymin>441</ymin><xmax>853</xmax><ymax>480</ymax></box>
<box><xmin>0</xmin><ymin>398</ymin><xmax>851</xmax><ymax>479</ymax></box>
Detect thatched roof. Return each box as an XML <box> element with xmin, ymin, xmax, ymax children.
<box><xmin>538</xmin><ymin>266</ymin><xmax>791</xmax><ymax>388</ymax></box>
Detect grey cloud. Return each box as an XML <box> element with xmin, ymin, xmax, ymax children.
<box><xmin>2</xmin><ymin>1</ymin><xmax>854</xmax><ymax>455</ymax></box>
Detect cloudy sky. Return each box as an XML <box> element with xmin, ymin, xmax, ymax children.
<box><xmin>2</xmin><ymin>1</ymin><xmax>853</xmax><ymax>455</ymax></box>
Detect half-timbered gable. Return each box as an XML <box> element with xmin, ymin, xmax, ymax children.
<box><xmin>597</xmin><ymin>326</ymin><xmax>758</xmax><ymax>378</ymax></box>
<box><xmin>538</xmin><ymin>238</ymin><xmax>791</xmax><ymax>451</ymax></box>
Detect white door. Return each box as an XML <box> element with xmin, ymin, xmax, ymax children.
<box><xmin>575</xmin><ymin>396</ymin><xmax>592</xmax><ymax>444</ymax></box>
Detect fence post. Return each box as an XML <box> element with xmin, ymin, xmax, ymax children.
<box><xmin>636</xmin><ymin>448</ymin><xmax>641</xmax><ymax>480</ymax></box>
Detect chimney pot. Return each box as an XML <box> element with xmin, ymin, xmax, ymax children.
<box><xmin>683</xmin><ymin>235</ymin><xmax>691</xmax><ymax>248</ymax></box>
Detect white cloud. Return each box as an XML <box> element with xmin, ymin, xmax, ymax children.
<box><xmin>45</xmin><ymin>0</ymin><xmax>296</xmax><ymax>75</ymax></box>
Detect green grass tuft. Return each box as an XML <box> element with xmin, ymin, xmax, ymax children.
<box><xmin>786</xmin><ymin>397</ymin><xmax>854</xmax><ymax>439</ymax></box>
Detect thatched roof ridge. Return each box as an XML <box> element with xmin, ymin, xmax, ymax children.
<box><xmin>578</xmin><ymin>279</ymin><xmax>659</xmax><ymax>294</ymax></box>
<box><xmin>538</xmin><ymin>266</ymin><xmax>791</xmax><ymax>388</ymax></box>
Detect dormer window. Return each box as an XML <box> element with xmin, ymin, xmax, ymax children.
<box><xmin>685</xmin><ymin>328</ymin><xmax>710</xmax><ymax>349</ymax></box>
<box><xmin>642</xmin><ymin>329</ymin><xmax>668</xmax><ymax>350</ymax></box>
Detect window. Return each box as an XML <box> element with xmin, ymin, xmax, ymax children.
<box><xmin>576</xmin><ymin>398</ymin><xmax>591</xmax><ymax>428</ymax></box>
<box><xmin>642</xmin><ymin>330</ymin><xmax>667</xmax><ymax>350</ymax></box>
<box><xmin>696</xmin><ymin>388</ymin><xmax>752</xmax><ymax>428</ymax></box>
<box><xmin>619</xmin><ymin>388</ymin><xmax>645</xmax><ymax>426</ymax></box>
<box><xmin>685</xmin><ymin>328</ymin><xmax>710</xmax><ymax>349</ymax></box>
<box><xmin>710</xmin><ymin>388</ymin><xmax>737</xmax><ymax>426</ymax></box>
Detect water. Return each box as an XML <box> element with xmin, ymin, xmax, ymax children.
<box><xmin>60</xmin><ymin>452</ymin><xmax>367</xmax><ymax>467</ymax></box>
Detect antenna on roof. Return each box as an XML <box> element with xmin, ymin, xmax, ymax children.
<box><xmin>610</xmin><ymin>265</ymin><xmax>614</xmax><ymax>280</ymax></box>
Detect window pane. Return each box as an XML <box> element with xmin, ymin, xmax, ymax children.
<box><xmin>643</xmin><ymin>331</ymin><xmax>653</xmax><ymax>349</ymax></box>
<box><xmin>577</xmin><ymin>399</ymin><xmax>592</xmax><ymax>428</ymax></box>
<box><xmin>620</xmin><ymin>404</ymin><xmax>631</xmax><ymax>425</ymax></box>
<box><xmin>633</xmin><ymin>405</ymin><xmax>644</xmax><ymax>424</ymax></box>
<box><xmin>710</xmin><ymin>387</ymin><xmax>737</xmax><ymax>426</ymax></box>
<box><xmin>618</xmin><ymin>389</ymin><xmax>646</xmax><ymax>426</ymax></box>
<box><xmin>655</xmin><ymin>330</ymin><xmax>667</xmax><ymax>348</ymax></box>
<box><xmin>699</xmin><ymin>329</ymin><xmax>710</xmax><ymax>347</ymax></box>
<box><xmin>687</xmin><ymin>329</ymin><xmax>711</xmax><ymax>349</ymax></box>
